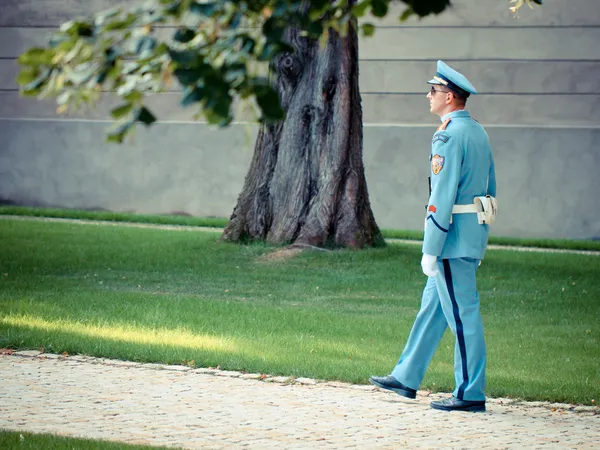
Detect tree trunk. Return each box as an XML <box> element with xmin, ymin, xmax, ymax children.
<box><xmin>221</xmin><ymin>22</ymin><xmax>383</xmax><ymax>248</ymax></box>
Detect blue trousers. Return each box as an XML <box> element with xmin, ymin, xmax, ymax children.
<box><xmin>391</xmin><ymin>257</ymin><xmax>486</xmax><ymax>401</ymax></box>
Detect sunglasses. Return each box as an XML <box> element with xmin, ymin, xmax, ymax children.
<box><xmin>430</xmin><ymin>86</ymin><xmax>450</xmax><ymax>95</ymax></box>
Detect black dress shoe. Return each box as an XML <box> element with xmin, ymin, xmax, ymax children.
<box><xmin>430</xmin><ymin>396</ymin><xmax>486</xmax><ymax>412</ymax></box>
<box><xmin>369</xmin><ymin>375</ymin><xmax>417</xmax><ymax>399</ymax></box>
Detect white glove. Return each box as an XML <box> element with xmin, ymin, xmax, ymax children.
<box><xmin>421</xmin><ymin>253</ymin><xmax>439</xmax><ymax>277</ymax></box>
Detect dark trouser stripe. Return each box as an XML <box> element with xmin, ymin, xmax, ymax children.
<box><xmin>443</xmin><ymin>259</ymin><xmax>469</xmax><ymax>400</ymax></box>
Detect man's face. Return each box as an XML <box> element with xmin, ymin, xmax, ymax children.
<box><xmin>426</xmin><ymin>85</ymin><xmax>450</xmax><ymax>116</ymax></box>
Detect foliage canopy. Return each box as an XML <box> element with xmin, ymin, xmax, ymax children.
<box><xmin>16</xmin><ymin>0</ymin><xmax>542</xmax><ymax>142</ymax></box>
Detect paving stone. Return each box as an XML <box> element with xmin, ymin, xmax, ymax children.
<box><xmin>17</xmin><ymin>350</ymin><xmax>44</xmax><ymax>357</ymax></box>
<box><xmin>266</xmin><ymin>376</ymin><xmax>292</xmax><ymax>383</ymax></box>
<box><xmin>215</xmin><ymin>370</ymin><xmax>241</xmax><ymax>377</ymax></box>
<box><xmin>1</xmin><ymin>353</ymin><xmax>598</xmax><ymax>449</ymax></box>
<box><xmin>239</xmin><ymin>373</ymin><xmax>263</xmax><ymax>380</ymax></box>
<box><xmin>295</xmin><ymin>378</ymin><xmax>317</xmax><ymax>385</ymax></box>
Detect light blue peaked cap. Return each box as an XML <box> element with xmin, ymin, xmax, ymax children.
<box><xmin>427</xmin><ymin>60</ymin><xmax>478</xmax><ymax>98</ymax></box>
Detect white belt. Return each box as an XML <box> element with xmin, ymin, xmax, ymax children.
<box><xmin>450</xmin><ymin>196</ymin><xmax>498</xmax><ymax>225</ymax></box>
<box><xmin>452</xmin><ymin>204</ymin><xmax>478</xmax><ymax>214</ymax></box>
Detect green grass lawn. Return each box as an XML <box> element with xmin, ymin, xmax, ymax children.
<box><xmin>0</xmin><ymin>218</ymin><xmax>598</xmax><ymax>405</ymax></box>
<box><xmin>0</xmin><ymin>430</ymin><xmax>175</xmax><ymax>450</ymax></box>
<box><xmin>2</xmin><ymin>205</ymin><xmax>600</xmax><ymax>251</ymax></box>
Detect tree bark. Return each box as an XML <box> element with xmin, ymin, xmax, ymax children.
<box><xmin>221</xmin><ymin>21</ymin><xmax>383</xmax><ymax>248</ymax></box>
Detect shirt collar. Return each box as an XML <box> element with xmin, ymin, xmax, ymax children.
<box><xmin>441</xmin><ymin>110</ymin><xmax>471</xmax><ymax>122</ymax></box>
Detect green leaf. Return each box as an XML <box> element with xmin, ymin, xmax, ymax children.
<box><xmin>21</xmin><ymin>68</ymin><xmax>51</xmax><ymax>91</ymax></box>
<box><xmin>110</xmin><ymin>103</ymin><xmax>134</xmax><ymax>119</ymax></box>
<box><xmin>48</xmin><ymin>34</ymin><xmax>72</xmax><ymax>49</ymax></box>
<box><xmin>255</xmin><ymin>86</ymin><xmax>284</xmax><ymax>121</ymax></box>
<box><xmin>173</xmin><ymin>27</ymin><xmax>196</xmax><ymax>43</ymax></box>
<box><xmin>168</xmin><ymin>49</ymin><xmax>200</xmax><ymax>65</ymax></box>
<box><xmin>258</xmin><ymin>42</ymin><xmax>293</xmax><ymax>62</ymax></box>
<box><xmin>399</xmin><ymin>7</ymin><xmax>415</xmax><ymax>22</ymax></box>
<box><xmin>262</xmin><ymin>17</ymin><xmax>285</xmax><ymax>42</ymax></box>
<box><xmin>248</xmin><ymin>77</ymin><xmax>270</xmax><ymax>89</ymax></box>
<box><xmin>96</xmin><ymin>70</ymin><xmax>108</xmax><ymax>84</ymax></box>
<box><xmin>205</xmin><ymin>93</ymin><xmax>231</xmax><ymax>119</ymax></box>
<box><xmin>96</xmin><ymin>48</ymin><xmax>120</xmax><ymax>84</ymax></box>
<box><xmin>116</xmin><ymin>77</ymin><xmax>138</xmax><ymax>96</ymax></box>
<box><xmin>412</xmin><ymin>0</ymin><xmax>450</xmax><ymax>16</ymax></box>
<box><xmin>227</xmin><ymin>11</ymin><xmax>243</xmax><ymax>29</ymax></box>
<box><xmin>72</xmin><ymin>21</ymin><xmax>95</xmax><ymax>37</ymax></box>
<box><xmin>56</xmin><ymin>90</ymin><xmax>72</xmax><ymax>106</ymax></box>
<box><xmin>107</xmin><ymin>120</ymin><xmax>135</xmax><ymax>143</ymax></box>
<box><xmin>309</xmin><ymin>0</ymin><xmax>330</xmax><ymax>11</ymax></box>
<box><xmin>106</xmin><ymin>133</ymin><xmax>126</xmax><ymax>144</ymax></box>
<box><xmin>59</xmin><ymin>19</ymin><xmax>93</xmax><ymax>35</ymax></box>
<box><xmin>189</xmin><ymin>2</ymin><xmax>219</xmax><ymax>17</ymax></box>
<box><xmin>50</xmin><ymin>39</ymin><xmax>76</xmax><ymax>53</ymax></box>
<box><xmin>224</xmin><ymin>63</ymin><xmax>246</xmax><ymax>83</ymax></box>
<box><xmin>361</xmin><ymin>23</ymin><xmax>376</xmax><ymax>37</ymax></box>
<box><xmin>352</xmin><ymin>1</ymin><xmax>372</xmax><ymax>18</ymax></box>
<box><xmin>59</xmin><ymin>20</ymin><xmax>76</xmax><ymax>33</ymax></box>
<box><xmin>19</xmin><ymin>88</ymin><xmax>43</xmax><ymax>97</ymax></box>
<box><xmin>205</xmin><ymin>110</ymin><xmax>232</xmax><ymax>126</ymax></box>
<box><xmin>238</xmin><ymin>36</ymin><xmax>256</xmax><ymax>55</ymax></box>
<box><xmin>122</xmin><ymin>61</ymin><xmax>140</xmax><ymax>75</ymax></box>
<box><xmin>371</xmin><ymin>0</ymin><xmax>388</xmax><ymax>18</ymax></box>
<box><xmin>16</xmin><ymin>68</ymin><xmax>39</xmax><ymax>86</ymax></box>
<box><xmin>151</xmin><ymin>42</ymin><xmax>169</xmax><ymax>59</ymax></box>
<box><xmin>95</xmin><ymin>6</ymin><xmax>121</xmax><ymax>25</ymax></box>
<box><xmin>135</xmin><ymin>106</ymin><xmax>157</xmax><ymax>125</ymax></box>
<box><xmin>135</xmin><ymin>36</ymin><xmax>156</xmax><ymax>57</ymax></box>
<box><xmin>102</xmin><ymin>14</ymin><xmax>137</xmax><ymax>32</ymax></box>
<box><xmin>65</xmin><ymin>64</ymin><xmax>96</xmax><ymax>84</ymax></box>
<box><xmin>17</xmin><ymin>48</ymin><xmax>55</xmax><ymax>66</ymax></box>
<box><xmin>163</xmin><ymin>0</ymin><xmax>185</xmax><ymax>18</ymax></box>
<box><xmin>173</xmin><ymin>68</ymin><xmax>205</xmax><ymax>86</ymax></box>
<box><xmin>305</xmin><ymin>20</ymin><xmax>324</xmax><ymax>38</ymax></box>
<box><xmin>180</xmin><ymin>87</ymin><xmax>205</xmax><ymax>106</ymax></box>
<box><xmin>124</xmin><ymin>91</ymin><xmax>143</xmax><ymax>103</ymax></box>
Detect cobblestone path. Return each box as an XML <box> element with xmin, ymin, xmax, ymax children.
<box><xmin>1</xmin><ymin>352</ymin><xmax>598</xmax><ymax>449</ymax></box>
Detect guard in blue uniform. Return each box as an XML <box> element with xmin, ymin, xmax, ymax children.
<box><xmin>370</xmin><ymin>61</ymin><xmax>497</xmax><ymax>413</ymax></box>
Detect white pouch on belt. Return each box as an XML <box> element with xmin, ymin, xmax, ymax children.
<box><xmin>474</xmin><ymin>195</ymin><xmax>498</xmax><ymax>225</ymax></box>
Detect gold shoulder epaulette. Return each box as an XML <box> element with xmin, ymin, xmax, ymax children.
<box><xmin>437</xmin><ymin>118</ymin><xmax>451</xmax><ymax>131</ymax></box>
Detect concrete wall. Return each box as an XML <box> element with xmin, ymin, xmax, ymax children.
<box><xmin>0</xmin><ymin>0</ymin><xmax>599</xmax><ymax>239</ymax></box>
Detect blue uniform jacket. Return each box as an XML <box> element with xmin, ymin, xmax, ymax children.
<box><xmin>423</xmin><ymin>110</ymin><xmax>496</xmax><ymax>260</ymax></box>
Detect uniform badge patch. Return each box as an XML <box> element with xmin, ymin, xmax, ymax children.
<box><xmin>432</xmin><ymin>133</ymin><xmax>450</xmax><ymax>144</ymax></box>
<box><xmin>432</xmin><ymin>154</ymin><xmax>445</xmax><ymax>175</ymax></box>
